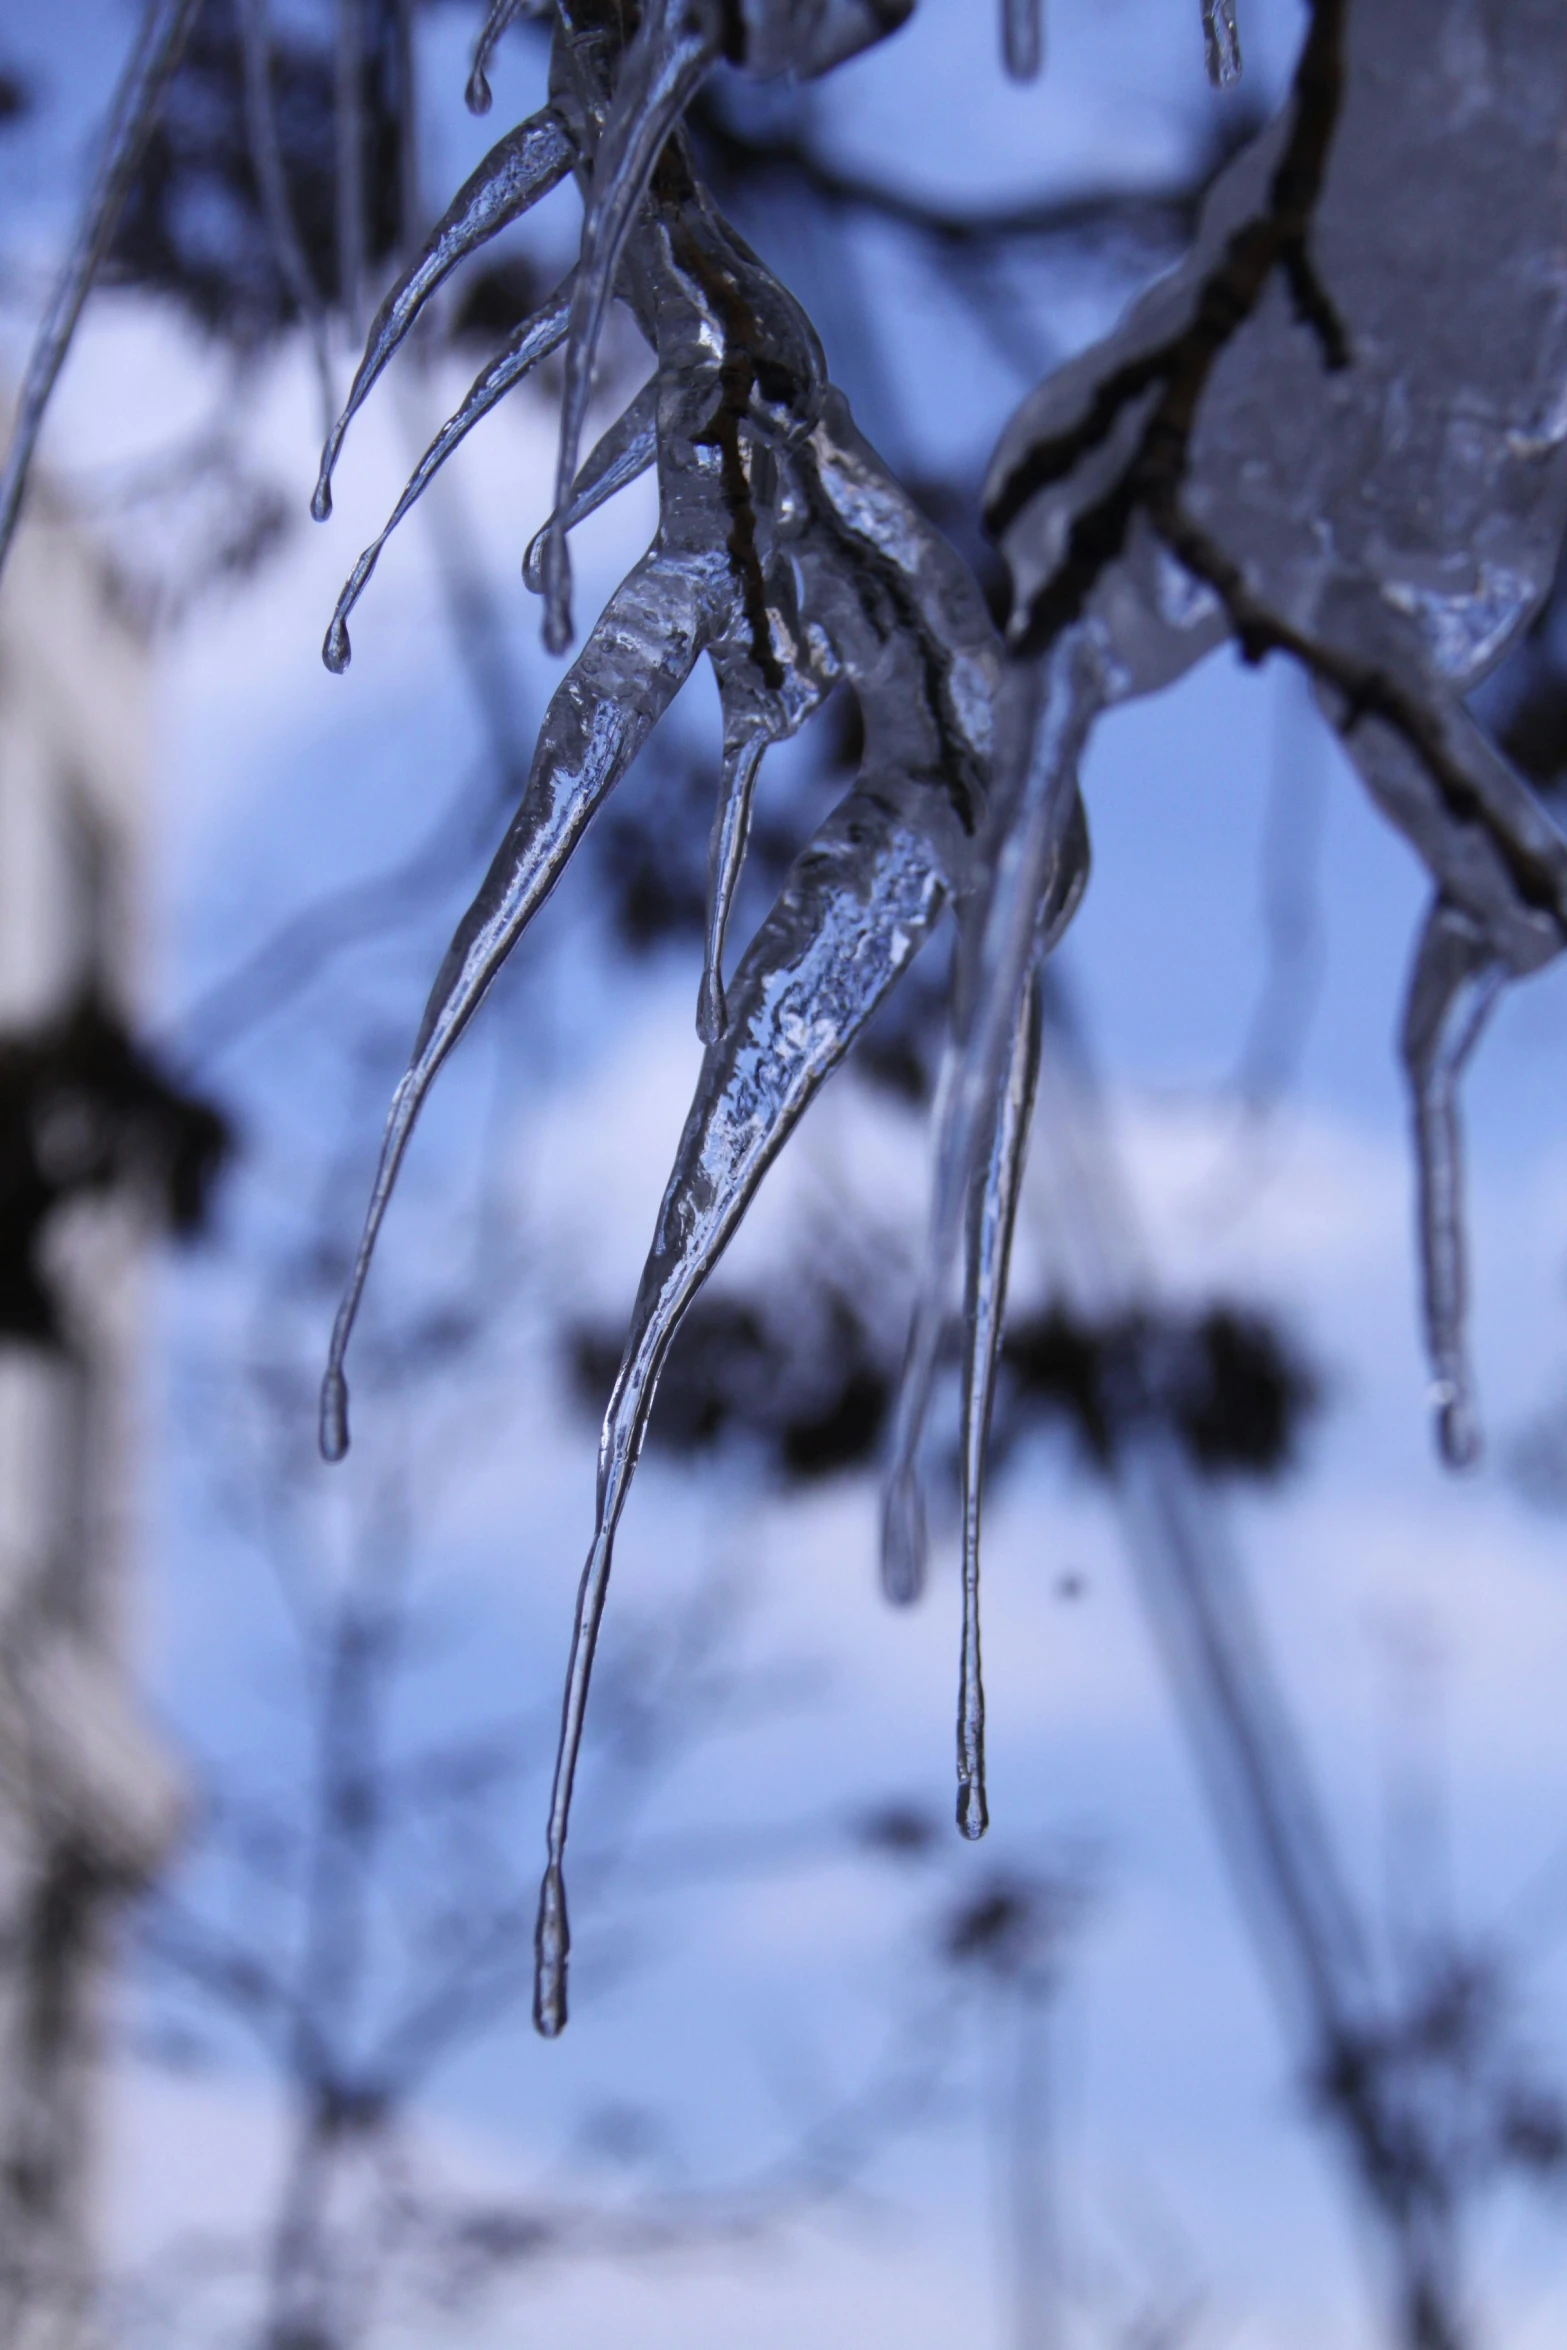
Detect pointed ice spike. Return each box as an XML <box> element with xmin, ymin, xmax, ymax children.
<box><xmin>311</xmin><ymin>106</ymin><xmax>574</xmax><ymax>519</ymax></box>
<box><xmin>1400</xmin><ymin>899</ymin><xmax>1504</xmax><ymax>1470</ymax></box>
<box><xmin>467</xmin><ymin>0</ymin><xmax>531</xmax><ymax>115</ymax></box>
<box><xmin>0</xmin><ymin>0</ymin><xmax>203</xmax><ymax>579</ymax></box>
<box><xmin>1202</xmin><ymin>0</ymin><xmax>1242</xmax><ymax>87</ymax></box>
<box><xmin>541</xmin><ymin>0</ymin><xmax>720</xmax><ymax>652</ymax></box>
<box><xmin>956</xmin><ymin>974</ymin><xmax>1043</xmax><ymax>1839</ymax></box>
<box><xmin>880</xmin><ymin>652</ymin><xmax>1097</xmax><ymax>1609</ymax></box>
<box><xmin>320</xmin><ymin>556</ymin><xmax>709</xmax><ymax>1456</ymax></box>
<box><xmin>1002</xmin><ymin>0</ymin><xmax>1043</xmax><ymax>82</ymax></box>
<box><xmin>698</xmin><ymin>725</ymin><xmax>769</xmax><ymax>1045</ymax></box>
<box><xmin>323</xmin><ymin>278</ymin><xmax>575</xmax><ymax>671</ymax></box>
<box><xmin>924</xmin><ymin>638</ymin><xmax>1100</xmax><ymax>1375</ymax></box>
<box><xmin>521</xmin><ymin>378</ymin><xmax>659</xmax><ymax>597</ymax></box>
<box><xmin>238</xmin><ymin>0</ymin><xmax>335</xmax><ymax>447</ymax></box>
<box><xmin>533</xmin><ymin>779</ymin><xmax>958</xmax><ymax>2032</ymax></box>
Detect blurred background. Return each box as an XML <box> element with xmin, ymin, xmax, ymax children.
<box><xmin>4</xmin><ymin>3</ymin><xmax>1567</xmax><ymax>2345</ymax></box>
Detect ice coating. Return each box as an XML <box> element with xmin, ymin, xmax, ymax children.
<box><xmin>974</xmin><ymin>0</ymin><xmax>1567</xmax><ymax>1461</ymax></box>
<box><xmin>466</xmin><ymin>0</ymin><xmax>542</xmax><ymax>115</ymax></box>
<box><xmin>310</xmin><ymin>107</ymin><xmax>575</xmax><ymax>520</ymax></box>
<box><xmin>0</xmin><ymin>0</ymin><xmax>204</xmax><ymax>575</ymax></box>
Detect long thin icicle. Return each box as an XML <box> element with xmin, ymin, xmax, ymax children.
<box><xmin>1001</xmin><ymin>0</ymin><xmax>1044</xmax><ymax>82</ymax></box>
<box><xmin>1201</xmin><ymin>0</ymin><xmax>1243</xmax><ymax>88</ymax></box>
<box><xmin>312</xmin><ymin>106</ymin><xmax>574</xmax><ymax>518</ymax></box>
<box><xmin>697</xmin><ymin>721</ymin><xmax>769</xmax><ymax>1045</ymax></box>
<box><xmin>521</xmin><ymin>377</ymin><xmax>659</xmax><ymax>595</ymax></box>
<box><xmin>880</xmin><ymin>654</ymin><xmax>1098</xmax><ymax>1609</ymax></box>
<box><xmin>324</xmin><ymin>279</ymin><xmax>576</xmax><ymax>672</ymax></box>
<box><xmin>539</xmin><ymin>0</ymin><xmax>720</xmax><ymax>652</ymax></box>
<box><xmin>955</xmin><ymin>973</ymin><xmax>1043</xmax><ymax>1838</ymax></box>
<box><xmin>0</xmin><ymin>0</ymin><xmax>203</xmax><ymax>578</ymax></box>
<box><xmin>237</xmin><ymin>0</ymin><xmax>336</xmax><ymax>447</ymax></box>
<box><xmin>534</xmin><ymin>782</ymin><xmax>956</xmax><ymax>2035</ymax></box>
<box><xmin>1400</xmin><ymin>898</ymin><xmax>1504</xmax><ymax>1470</ymax></box>
<box><xmin>320</xmin><ymin>556</ymin><xmax>710</xmax><ymax>1461</ymax></box>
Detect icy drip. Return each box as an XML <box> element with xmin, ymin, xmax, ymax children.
<box><xmin>326</xmin><ymin>285</ymin><xmax>576</xmax><ymax>670</ymax></box>
<box><xmin>541</xmin><ymin>0</ymin><xmax>720</xmax><ymax>652</ymax></box>
<box><xmin>1202</xmin><ymin>0</ymin><xmax>1242</xmax><ymax>88</ymax></box>
<box><xmin>956</xmin><ymin>975</ymin><xmax>1042</xmax><ymax>1839</ymax></box>
<box><xmin>237</xmin><ymin>0</ymin><xmax>336</xmax><ymax>447</ymax></box>
<box><xmin>522</xmin><ymin>381</ymin><xmax>660</xmax><ymax>595</ymax></box>
<box><xmin>310</xmin><ymin>108</ymin><xmax>574</xmax><ymax>520</ymax></box>
<box><xmin>699</xmin><ymin>728</ymin><xmax>770</xmax><ymax>1044</ymax></box>
<box><xmin>1400</xmin><ymin>901</ymin><xmax>1504</xmax><ymax>1470</ymax></box>
<box><xmin>1002</xmin><ymin>0</ymin><xmax>1043</xmax><ymax>82</ymax></box>
<box><xmin>533</xmin><ymin>795</ymin><xmax>953</xmax><ymax>2030</ymax></box>
<box><xmin>467</xmin><ymin>0</ymin><xmax>538</xmax><ymax>114</ymax></box>
<box><xmin>0</xmin><ymin>0</ymin><xmax>205</xmax><ymax>579</ymax></box>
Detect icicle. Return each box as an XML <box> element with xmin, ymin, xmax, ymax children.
<box><xmin>324</xmin><ymin>280</ymin><xmax>575</xmax><ymax>672</ymax></box>
<box><xmin>541</xmin><ymin>0</ymin><xmax>720</xmax><ymax>653</ymax></box>
<box><xmin>336</xmin><ymin>0</ymin><xmax>367</xmax><ymax>337</ymax></box>
<box><xmin>521</xmin><ymin>378</ymin><xmax>659</xmax><ymax>597</ymax></box>
<box><xmin>1400</xmin><ymin>899</ymin><xmax>1503</xmax><ymax>1470</ymax></box>
<box><xmin>698</xmin><ymin>724</ymin><xmax>769</xmax><ymax>1044</ymax></box>
<box><xmin>467</xmin><ymin>0</ymin><xmax>536</xmax><ymax>115</ymax></box>
<box><xmin>0</xmin><ymin>0</ymin><xmax>204</xmax><ymax>579</ymax></box>
<box><xmin>1001</xmin><ymin>0</ymin><xmax>1043</xmax><ymax>82</ymax></box>
<box><xmin>880</xmin><ymin>648</ymin><xmax>1098</xmax><ymax>1609</ymax></box>
<box><xmin>534</xmin><ymin>780</ymin><xmax>958</xmax><ymax>2032</ymax></box>
<box><xmin>1202</xmin><ymin>0</ymin><xmax>1242</xmax><ymax>88</ymax></box>
<box><xmin>956</xmin><ymin>974</ymin><xmax>1042</xmax><ymax>1838</ymax></box>
<box><xmin>238</xmin><ymin>0</ymin><xmax>336</xmax><ymax>448</ymax></box>
<box><xmin>311</xmin><ymin>107</ymin><xmax>574</xmax><ymax>519</ymax></box>
<box><xmin>321</xmin><ymin>555</ymin><xmax>710</xmax><ymax>1458</ymax></box>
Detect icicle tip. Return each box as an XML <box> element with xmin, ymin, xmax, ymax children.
<box><xmin>465</xmin><ymin>61</ymin><xmax>494</xmax><ymax>115</ymax></box>
<box><xmin>696</xmin><ymin>969</ymin><xmax>726</xmax><ymax>1047</ymax></box>
<box><xmin>1432</xmin><ymin>1381</ymin><xmax>1481</xmax><ymax>1471</ymax></box>
<box><xmin>880</xmin><ymin>1465</ymin><xmax>927</xmax><ymax>1606</ymax></box>
<box><xmin>956</xmin><ymin>1776</ymin><xmax>988</xmax><ymax>1840</ymax></box>
<box><xmin>534</xmin><ymin>1862</ymin><xmax>569</xmax><ymax>2036</ymax></box>
<box><xmin>320</xmin><ymin>1368</ymin><xmax>351</xmax><ymax>1462</ymax></box>
<box><xmin>311</xmin><ymin>470</ymin><xmax>334</xmax><ymax>524</ymax></box>
<box><xmin>323</xmin><ymin>613</ymin><xmax>352</xmax><ymax>673</ymax></box>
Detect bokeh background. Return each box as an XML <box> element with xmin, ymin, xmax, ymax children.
<box><xmin>4</xmin><ymin>4</ymin><xmax>1567</xmax><ymax>2345</ymax></box>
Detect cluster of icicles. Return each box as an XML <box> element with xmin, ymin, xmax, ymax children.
<box><xmin>309</xmin><ymin>0</ymin><xmax>1567</xmax><ymax>2040</ymax></box>
<box><xmin>308</xmin><ymin>0</ymin><xmax>1252</xmax><ymax>2037</ymax></box>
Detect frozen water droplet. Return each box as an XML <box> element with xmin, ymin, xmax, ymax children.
<box><xmin>881</xmin><ymin>1461</ymin><xmax>927</xmax><ymax>1606</ymax></box>
<box><xmin>324</xmin><ymin>614</ymin><xmax>351</xmax><ymax>672</ymax></box>
<box><xmin>311</xmin><ymin>475</ymin><xmax>333</xmax><ymax>523</ymax></box>
<box><xmin>956</xmin><ymin>1774</ymin><xmax>988</xmax><ymax>1840</ymax></box>
<box><xmin>1202</xmin><ymin>0</ymin><xmax>1242</xmax><ymax>87</ymax></box>
<box><xmin>533</xmin><ymin>1862</ymin><xmax>569</xmax><ymax>2037</ymax></box>
<box><xmin>319</xmin><ymin>1367</ymin><xmax>350</xmax><ymax>1462</ymax></box>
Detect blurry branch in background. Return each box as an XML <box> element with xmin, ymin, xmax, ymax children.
<box><xmin>1012</xmin><ymin>974</ymin><xmax>1567</xmax><ymax>2350</ymax></box>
